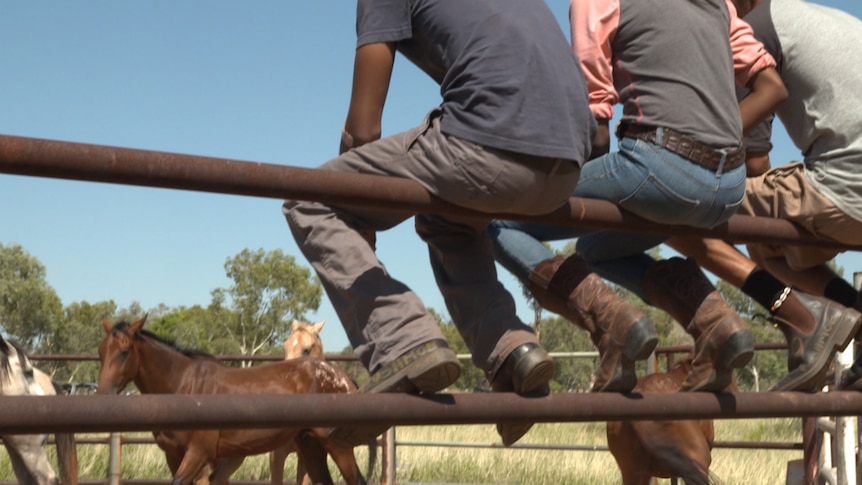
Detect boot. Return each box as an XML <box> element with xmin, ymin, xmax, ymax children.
<box><xmin>529</xmin><ymin>255</ymin><xmax>658</xmax><ymax>392</ymax></box>
<box><xmin>770</xmin><ymin>291</ymin><xmax>861</xmax><ymax>392</ymax></box>
<box><xmin>642</xmin><ymin>257</ymin><xmax>753</xmax><ymax>392</ymax></box>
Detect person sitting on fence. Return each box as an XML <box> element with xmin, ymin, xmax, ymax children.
<box><xmin>667</xmin><ymin>0</ymin><xmax>862</xmax><ymax>393</ymax></box>
<box><xmin>489</xmin><ymin>0</ymin><xmax>785</xmax><ymax>394</ymax></box>
<box><xmin>282</xmin><ymin>0</ymin><xmax>595</xmax><ymax>447</ymax></box>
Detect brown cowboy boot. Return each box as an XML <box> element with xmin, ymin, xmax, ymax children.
<box><xmin>529</xmin><ymin>254</ymin><xmax>658</xmax><ymax>392</ymax></box>
<box><xmin>642</xmin><ymin>257</ymin><xmax>753</xmax><ymax>392</ymax></box>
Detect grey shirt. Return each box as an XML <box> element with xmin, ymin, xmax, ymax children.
<box><xmin>744</xmin><ymin>0</ymin><xmax>862</xmax><ymax>221</ymax></box>
<box><xmin>611</xmin><ymin>0</ymin><xmax>743</xmax><ymax>148</ymax></box>
<box><xmin>356</xmin><ymin>0</ymin><xmax>596</xmax><ymax>165</ymax></box>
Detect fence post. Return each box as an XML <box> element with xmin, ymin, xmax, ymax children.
<box><xmin>381</xmin><ymin>427</ymin><xmax>396</xmax><ymax>485</ymax></box>
<box><xmin>107</xmin><ymin>432</ymin><xmax>122</xmax><ymax>485</ymax></box>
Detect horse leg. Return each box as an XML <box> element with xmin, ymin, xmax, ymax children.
<box><xmin>295</xmin><ymin>432</ymin><xmax>333</xmax><ymax>485</ymax></box>
<box><xmin>269</xmin><ymin>444</ymin><xmax>294</xmax><ymax>485</ymax></box>
<box><xmin>172</xmin><ymin>448</ymin><xmax>210</xmax><ymax>485</ymax></box>
<box><xmin>325</xmin><ymin>444</ymin><xmax>364</xmax><ymax>485</ymax></box>
<box><xmin>55</xmin><ymin>432</ymin><xmax>79</xmax><ymax>485</ymax></box>
<box><xmin>295</xmin><ymin>457</ymin><xmax>310</xmax><ymax>485</ymax></box>
<box><xmin>208</xmin><ymin>457</ymin><xmax>244</xmax><ymax>485</ymax></box>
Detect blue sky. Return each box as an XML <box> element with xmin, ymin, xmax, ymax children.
<box><xmin>1</xmin><ymin>2</ymin><xmax>860</xmax><ymax>353</ymax></box>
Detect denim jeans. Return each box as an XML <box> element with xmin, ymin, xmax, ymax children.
<box><xmin>491</xmin><ymin>132</ymin><xmax>745</xmax><ymax>301</ymax></box>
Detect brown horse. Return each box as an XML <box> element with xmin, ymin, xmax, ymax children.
<box><xmin>270</xmin><ymin>320</ymin><xmax>376</xmax><ymax>485</ymax></box>
<box><xmin>96</xmin><ymin>315</ymin><xmax>361</xmax><ymax>485</ymax></box>
<box><xmin>607</xmin><ymin>357</ymin><xmax>724</xmax><ymax>485</ymax></box>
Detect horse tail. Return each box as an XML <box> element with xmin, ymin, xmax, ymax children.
<box><xmin>706</xmin><ymin>470</ymin><xmax>725</xmax><ymax>485</ymax></box>
<box><xmin>51</xmin><ymin>381</ymin><xmax>79</xmax><ymax>485</ymax></box>
<box><xmin>364</xmin><ymin>437</ymin><xmax>378</xmax><ymax>484</ymax></box>
<box><xmin>55</xmin><ymin>431</ymin><xmax>79</xmax><ymax>485</ymax></box>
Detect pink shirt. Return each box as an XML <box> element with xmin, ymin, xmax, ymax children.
<box><xmin>571</xmin><ymin>0</ymin><xmax>775</xmax><ymax>122</ymax></box>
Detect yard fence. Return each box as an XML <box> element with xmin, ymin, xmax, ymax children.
<box><xmin>1</xmin><ymin>133</ymin><xmax>861</xmax><ymax>484</ymax></box>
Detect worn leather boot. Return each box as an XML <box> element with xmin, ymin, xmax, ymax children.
<box><xmin>770</xmin><ymin>292</ymin><xmax>861</xmax><ymax>392</ymax></box>
<box><xmin>491</xmin><ymin>342</ymin><xmax>553</xmax><ymax>446</ymax></box>
<box><xmin>643</xmin><ymin>257</ymin><xmax>753</xmax><ymax>392</ymax></box>
<box><xmin>529</xmin><ymin>255</ymin><xmax>658</xmax><ymax>393</ymax></box>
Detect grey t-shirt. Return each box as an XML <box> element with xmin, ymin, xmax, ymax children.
<box><xmin>744</xmin><ymin>0</ymin><xmax>862</xmax><ymax>221</ymax></box>
<box><xmin>356</xmin><ymin>0</ymin><xmax>595</xmax><ymax>165</ymax></box>
<box><xmin>612</xmin><ymin>0</ymin><xmax>743</xmax><ymax>148</ymax></box>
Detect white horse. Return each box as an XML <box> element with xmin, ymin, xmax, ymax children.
<box><xmin>0</xmin><ymin>336</ymin><xmax>78</xmax><ymax>485</ymax></box>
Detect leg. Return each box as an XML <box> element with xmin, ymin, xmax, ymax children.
<box><xmin>269</xmin><ymin>444</ymin><xmax>293</xmax><ymax>485</ymax></box>
<box><xmin>641</xmin><ymin>257</ymin><xmax>753</xmax><ymax>392</ymax></box>
<box><xmin>665</xmin><ymin>236</ymin><xmax>754</xmax><ymax>288</ymax></box>
<box><xmin>295</xmin><ymin>432</ymin><xmax>334</xmax><ymax>485</ymax></box>
<box><xmin>668</xmin><ymin>237</ymin><xmax>862</xmax><ymax>392</ymax></box>
<box><xmin>172</xmin><ymin>446</ymin><xmax>210</xmax><ymax>485</ymax></box>
<box><xmin>208</xmin><ymin>457</ymin><xmax>244</xmax><ymax>485</ymax></box>
<box><xmin>748</xmin><ymin>243</ymin><xmax>846</xmax><ymax>296</ymax></box>
<box><xmin>527</xmin><ymin>253</ymin><xmax>657</xmax><ymax>393</ymax></box>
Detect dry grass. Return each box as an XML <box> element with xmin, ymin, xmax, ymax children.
<box><xmin>0</xmin><ymin>418</ymin><xmax>804</xmax><ymax>484</ymax></box>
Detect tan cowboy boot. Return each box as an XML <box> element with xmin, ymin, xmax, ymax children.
<box><xmin>642</xmin><ymin>257</ymin><xmax>753</xmax><ymax>392</ymax></box>
<box><xmin>529</xmin><ymin>254</ymin><xmax>658</xmax><ymax>392</ymax></box>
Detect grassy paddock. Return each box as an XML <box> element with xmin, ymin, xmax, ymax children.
<box><xmin>0</xmin><ymin>418</ymin><xmax>803</xmax><ymax>484</ymax></box>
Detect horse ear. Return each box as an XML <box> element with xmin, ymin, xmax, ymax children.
<box><xmin>129</xmin><ymin>314</ymin><xmax>148</xmax><ymax>334</ymax></box>
<box><xmin>311</xmin><ymin>321</ymin><xmax>325</xmax><ymax>335</ymax></box>
<box><xmin>291</xmin><ymin>319</ymin><xmax>300</xmax><ymax>330</ymax></box>
<box><xmin>102</xmin><ymin>318</ymin><xmax>113</xmax><ymax>334</ymax></box>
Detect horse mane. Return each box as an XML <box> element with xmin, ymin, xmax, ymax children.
<box><xmin>112</xmin><ymin>321</ymin><xmax>215</xmax><ymax>360</ymax></box>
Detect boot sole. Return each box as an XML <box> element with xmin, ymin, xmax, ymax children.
<box><xmin>686</xmin><ymin>329</ymin><xmax>754</xmax><ymax>392</ymax></box>
<box><xmin>596</xmin><ymin>318</ymin><xmax>659</xmax><ymax>393</ymax></box>
<box><xmin>770</xmin><ymin>308</ymin><xmax>862</xmax><ymax>392</ymax></box>
<box><xmin>362</xmin><ymin>344</ymin><xmax>461</xmax><ymax>394</ymax></box>
<box><xmin>329</xmin><ymin>343</ymin><xmax>461</xmax><ymax>447</ymax></box>
<box><xmin>498</xmin><ymin>347</ymin><xmax>554</xmax><ymax>446</ymax></box>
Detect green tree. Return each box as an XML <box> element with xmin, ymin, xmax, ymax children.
<box><xmin>0</xmin><ymin>243</ymin><xmax>62</xmax><ymax>350</ymax></box>
<box><xmin>210</xmin><ymin>248</ymin><xmax>322</xmax><ymax>356</ymax></box>
<box><xmin>47</xmin><ymin>299</ymin><xmax>119</xmax><ymax>384</ymax></box>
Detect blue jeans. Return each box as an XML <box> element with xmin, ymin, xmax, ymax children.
<box><xmin>490</xmin><ymin>132</ymin><xmax>745</xmax><ymax>301</ymax></box>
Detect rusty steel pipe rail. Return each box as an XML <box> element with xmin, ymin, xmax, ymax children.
<box><xmin>1</xmin><ymin>391</ymin><xmax>862</xmax><ymax>435</ymax></box>
<box><xmin>0</xmin><ymin>133</ymin><xmax>858</xmax><ymax>249</ymax></box>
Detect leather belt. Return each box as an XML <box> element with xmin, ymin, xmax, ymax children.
<box><xmin>616</xmin><ymin>123</ymin><xmax>745</xmax><ymax>171</ymax></box>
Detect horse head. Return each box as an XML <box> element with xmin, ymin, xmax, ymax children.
<box><xmin>0</xmin><ymin>336</ymin><xmax>44</xmax><ymax>397</ymax></box>
<box><xmin>96</xmin><ymin>314</ymin><xmax>148</xmax><ymax>395</ymax></box>
<box><xmin>283</xmin><ymin>320</ymin><xmax>325</xmax><ymax>359</ymax></box>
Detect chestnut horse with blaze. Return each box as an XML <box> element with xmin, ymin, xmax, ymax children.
<box><xmin>607</xmin><ymin>358</ymin><xmax>726</xmax><ymax>485</ymax></box>
<box><xmin>269</xmin><ymin>320</ymin><xmax>376</xmax><ymax>485</ymax></box>
<box><xmin>96</xmin><ymin>316</ymin><xmax>363</xmax><ymax>485</ymax></box>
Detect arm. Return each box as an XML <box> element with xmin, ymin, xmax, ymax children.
<box><xmin>341</xmin><ymin>42</ymin><xmax>397</xmax><ymax>153</ymax></box>
<box><xmin>590</xmin><ymin>118</ymin><xmax>611</xmax><ymax>159</ymax></box>
<box><xmin>738</xmin><ymin>66</ymin><xmax>786</xmax><ymax>135</ymax></box>
<box><xmin>745</xmin><ymin>151</ymin><xmax>771</xmax><ymax>176</ymax></box>
<box><xmin>726</xmin><ymin>0</ymin><xmax>787</xmax><ymax>134</ymax></box>
<box><xmin>569</xmin><ymin>0</ymin><xmax>620</xmax><ymax>122</ymax></box>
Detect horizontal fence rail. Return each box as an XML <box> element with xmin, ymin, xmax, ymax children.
<box><xmin>1</xmin><ymin>133</ymin><xmax>860</xmax><ymax>249</ymax></box>
<box><xmin>1</xmin><ymin>391</ymin><xmax>861</xmax><ymax>435</ymax></box>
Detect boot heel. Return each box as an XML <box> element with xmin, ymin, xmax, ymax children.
<box><xmin>716</xmin><ymin>328</ymin><xmax>754</xmax><ymax>371</ymax></box>
<box><xmin>622</xmin><ymin>317</ymin><xmax>659</xmax><ymax>361</ymax></box>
